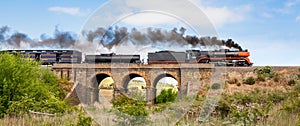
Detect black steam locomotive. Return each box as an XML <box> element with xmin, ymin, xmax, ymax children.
<box><xmin>148</xmin><ymin>49</ymin><xmax>252</xmax><ymax>66</ymax></box>
<box><xmin>1</xmin><ymin>49</ymin><xmax>252</xmax><ymax>66</ymax></box>
<box><xmin>85</xmin><ymin>49</ymin><xmax>252</xmax><ymax>66</ymax></box>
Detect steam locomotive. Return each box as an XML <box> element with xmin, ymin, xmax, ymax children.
<box><xmin>84</xmin><ymin>49</ymin><xmax>252</xmax><ymax>66</ymax></box>
<box><xmin>1</xmin><ymin>49</ymin><xmax>252</xmax><ymax>66</ymax></box>
<box><xmin>148</xmin><ymin>49</ymin><xmax>252</xmax><ymax>66</ymax></box>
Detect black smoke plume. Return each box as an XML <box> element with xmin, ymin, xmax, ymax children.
<box><xmin>0</xmin><ymin>26</ymin><xmax>76</xmax><ymax>49</ymax></box>
<box><xmin>8</xmin><ymin>32</ymin><xmax>32</xmax><ymax>48</ymax></box>
<box><xmin>83</xmin><ymin>26</ymin><xmax>244</xmax><ymax>51</ymax></box>
<box><xmin>0</xmin><ymin>26</ymin><xmax>9</xmax><ymax>42</ymax></box>
<box><xmin>0</xmin><ymin>25</ymin><xmax>244</xmax><ymax>51</ymax></box>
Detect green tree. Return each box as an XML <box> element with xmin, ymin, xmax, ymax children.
<box><xmin>156</xmin><ymin>88</ymin><xmax>178</xmax><ymax>104</ymax></box>
<box><xmin>0</xmin><ymin>53</ymin><xmax>67</xmax><ymax>117</ymax></box>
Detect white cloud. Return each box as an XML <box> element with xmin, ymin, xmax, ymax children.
<box><xmin>190</xmin><ymin>0</ymin><xmax>250</xmax><ymax>28</ymax></box>
<box><xmin>261</xmin><ymin>12</ymin><xmax>273</xmax><ymax>18</ymax></box>
<box><xmin>296</xmin><ymin>16</ymin><xmax>300</xmax><ymax>22</ymax></box>
<box><xmin>201</xmin><ymin>6</ymin><xmax>244</xmax><ymax>27</ymax></box>
<box><xmin>83</xmin><ymin>0</ymin><xmax>251</xmax><ymax>37</ymax></box>
<box><xmin>48</xmin><ymin>6</ymin><xmax>81</xmax><ymax>16</ymax></box>
<box><xmin>274</xmin><ymin>8</ymin><xmax>291</xmax><ymax>15</ymax></box>
<box><xmin>285</xmin><ymin>0</ymin><xmax>300</xmax><ymax>7</ymax></box>
<box><xmin>121</xmin><ymin>13</ymin><xmax>178</xmax><ymax>26</ymax></box>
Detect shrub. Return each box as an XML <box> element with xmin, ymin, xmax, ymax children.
<box><xmin>288</xmin><ymin>79</ymin><xmax>296</xmax><ymax>86</ymax></box>
<box><xmin>254</xmin><ymin>66</ymin><xmax>277</xmax><ymax>80</ymax></box>
<box><xmin>211</xmin><ymin>83</ymin><xmax>221</xmax><ymax>89</ymax></box>
<box><xmin>156</xmin><ymin>89</ymin><xmax>178</xmax><ymax>104</ymax></box>
<box><xmin>77</xmin><ymin>108</ymin><xmax>93</xmax><ymax>126</ymax></box>
<box><xmin>283</xmin><ymin>84</ymin><xmax>300</xmax><ymax>113</ymax></box>
<box><xmin>0</xmin><ymin>53</ymin><xmax>67</xmax><ymax>117</ymax></box>
<box><xmin>112</xmin><ymin>93</ymin><xmax>149</xmax><ymax>126</ymax></box>
<box><xmin>244</xmin><ymin>76</ymin><xmax>256</xmax><ymax>85</ymax></box>
<box><xmin>237</xmin><ymin>82</ymin><xmax>242</xmax><ymax>86</ymax></box>
<box><xmin>257</xmin><ymin>74</ymin><xmax>266</xmax><ymax>82</ymax></box>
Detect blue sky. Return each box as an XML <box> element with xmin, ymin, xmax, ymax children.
<box><xmin>0</xmin><ymin>0</ymin><xmax>299</xmax><ymax>66</ymax></box>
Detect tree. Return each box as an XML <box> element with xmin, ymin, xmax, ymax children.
<box><xmin>156</xmin><ymin>89</ymin><xmax>178</xmax><ymax>104</ymax></box>
<box><xmin>0</xmin><ymin>53</ymin><xmax>67</xmax><ymax>117</ymax></box>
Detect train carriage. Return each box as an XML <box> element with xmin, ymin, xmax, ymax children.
<box><xmin>1</xmin><ymin>50</ymin><xmax>82</xmax><ymax>65</ymax></box>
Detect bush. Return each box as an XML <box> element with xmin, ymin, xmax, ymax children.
<box><xmin>77</xmin><ymin>108</ymin><xmax>93</xmax><ymax>126</ymax></box>
<box><xmin>257</xmin><ymin>74</ymin><xmax>266</xmax><ymax>82</ymax></box>
<box><xmin>288</xmin><ymin>79</ymin><xmax>296</xmax><ymax>86</ymax></box>
<box><xmin>215</xmin><ymin>89</ymin><xmax>287</xmax><ymax>125</ymax></box>
<box><xmin>112</xmin><ymin>93</ymin><xmax>149</xmax><ymax>126</ymax></box>
<box><xmin>283</xmin><ymin>84</ymin><xmax>300</xmax><ymax>113</ymax></box>
<box><xmin>254</xmin><ymin>66</ymin><xmax>277</xmax><ymax>81</ymax></box>
<box><xmin>244</xmin><ymin>76</ymin><xmax>256</xmax><ymax>85</ymax></box>
<box><xmin>156</xmin><ymin>89</ymin><xmax>178</xmax><ymax>104</ymax></box>
<box><xmin>0</xmin><ymin>53</ymin><xmax>67</xmax><ymax>117</ymax></box>
<box><xmin>211</xmin><ymin>83</ymin><xmax>221</xmax><ymax>90</ymax></box>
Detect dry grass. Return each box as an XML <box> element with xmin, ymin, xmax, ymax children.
<box><xmin>0</xmin><ymin>112</ymin><xmax>78</xmax><ymax>126</ymax></box>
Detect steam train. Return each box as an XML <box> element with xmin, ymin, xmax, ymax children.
<box><xmin>1</xmin><ymin>49</ymin><xmax>252</xmax><ymax>66</ymax></box>
<box><xmin>148</xmin><ymin>49</ymin><xmax>252</xmax><ymax>66</ymax></box>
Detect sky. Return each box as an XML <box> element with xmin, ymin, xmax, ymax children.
<box><xmin>0</xmin><ymin>0</ymin><xmax>299</xmax><ymax>66</ymax></box>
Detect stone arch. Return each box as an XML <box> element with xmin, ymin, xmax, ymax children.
<box><xmin>122</xmin><ymin>73</ymin><xmax>148</xmax><ymax>91</ymax></box>
<box><xmin>152</xmin><ymin>73</ymin><xmax>180</xmax><ymax>104</ymax></box>
<box><xmin>153</xmin><ymin>73</ymin><xmax>180</xmax><ymax>88</ymax></box>
<box><xmin>91</xmin><ymin>73</ymin><xmax>114</xmax><ymax>103</ymax></box>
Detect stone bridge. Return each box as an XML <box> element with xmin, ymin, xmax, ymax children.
<box><xmin>51</xmin><ymin>63</ymin><xmax>214</xmax><ymax>104</ymax></box>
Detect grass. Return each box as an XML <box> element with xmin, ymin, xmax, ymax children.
<box><xmin>0</xmin><ymin>112</ymin><xmax>77</xmax><ymax>126</ymax></box>
<box><xmin>0</xmin><ymin>111</ymin><xmax>100</xmax><ymax>126</ymax></box>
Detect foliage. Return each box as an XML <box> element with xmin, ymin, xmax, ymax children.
<box><xmin>244</xmin><ymin>76</ymin><xmax>256</xmax><ymax>85</ymax></box>
<box><xmin>0</xmin><ymin>53</ymin><xmax>67</xmax><ymax>117</ymax></box>
<box><xmin>288</xmin><ymin>79</ymin><xmax>296</xmax><ymax>86</ymax></box>
<box><xmin>213</xmin><ymin>89</ymin><xmax>287</xmax><ymax>125</ymax></box>
<box><xmin>211</xmin><ymin>83</ymin><xmax>221</xmax><ymax>90</ymax></box>
<box><xmin>76</xmin><ymin>108</ymin><xmax>93</xmax><ymax>126</ymax></box>
<box><xmin>254</xmin><ymin>66</ymin><xmax>277</xmax><ymax>81</ymax></box>
<box><xmin>156</xmin><ymin>89</ymin><xmax>178</xmax><ymax>104</ymax></box>
<box><xmin>112</xmin><ymin>92</ymin><xmax>149</xmax><ymax>126</ymax></box>
<box><xmin>257</xmin><ymin>74</ymin><xmax>266</xmax><ymax>81</ymax></box>
<box><xmin>283</xmin><ymin>84</ymin><xmax>300</xmax><ymax>113</ymax></box>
